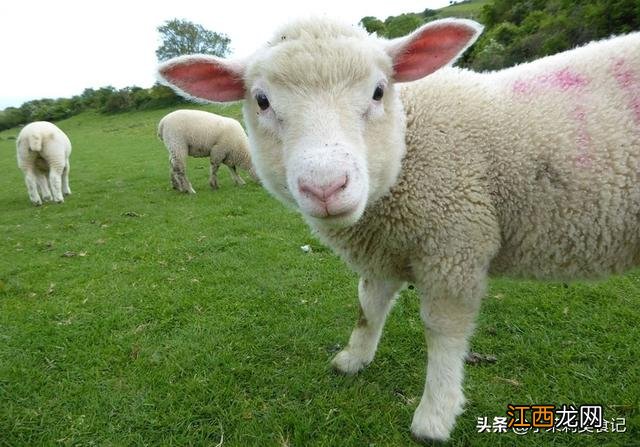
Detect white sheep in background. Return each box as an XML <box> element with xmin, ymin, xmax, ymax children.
<box><xmin>16</xmin><ymin>121</ymin><xmax>72</xmax><ymax>205</ymax></box>
<box><xmin>157</xmin><ymin>109</ymin><xmax>257</xmax><ymax>193</ymax></box>
<box><xmin>158</xmin><ymin>18</ymin><xmax>640</xmax><ymax>442</ymax></box>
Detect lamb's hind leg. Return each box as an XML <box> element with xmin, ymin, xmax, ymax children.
<box><xmin>36</xmin><ymin>171</ymin><xmax>52</xmax><ymax>202</ymax></box>
<box><xmin>23</xmin><ymin>168</ymin><xmax>42</xmax><ymax>206</ymax></box>
<box><xmin>410</xmin><ymin>271</ymin><xmax>485</xmax><ymax>442</ymax></box>
<box><xmin>62</xmin><ymin>159</ymin><xmax>71</xmax><ymax>196</ymax></box>
<box><xmin>170</xmin><ymin>149</ymin><xmax>195</xmax><ymax>194</ymax></box>
<box><xmin>48</xmin><ymin>164</ymin><xmax>65</xmax><ymax>203</ymax></box>
<box><xmin>332</xmin><ymin>277</ymin><xmax>403</xmax><ymax>374</ymax></box>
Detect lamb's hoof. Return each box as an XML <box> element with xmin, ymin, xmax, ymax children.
<box><xmin>32</xmin><ymin>200</ymin><xmax>42</xmax><ymax>206</ymax></box>
<box><xmin>54</xmin><ymin>199</ymin><xmax>64</xmax><ymax>204</ymax></box>
<box><xmin>331</xmin><ymin>349</ymin><xmax>369</xmax><ymax>375</ymax></box>
<box><xmin>63</xmin><ymin>191</ymin><xmax>71</xmax><ymax>196</ymax></box>
<box><xmin>410</xmin><ymin>419</ymin><xmax>451</xmax><ymax>445</ymax></box>
<box><xmin>410</xmin><ymin>398</ymin><xmax>463</xmax><ymax>444</ymax></box>
<box><xmin>410</xmin><ymin>432</ymin><xmax>448</xmax><ymax>446</ymax></box>
<box><xmin>42</xmin><ymin>195</ymin><xmax>53</xmax><ymax>202</ymax></box>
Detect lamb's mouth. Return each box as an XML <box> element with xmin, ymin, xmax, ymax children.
<box><xmin>305</xmin><ymin>204</ymin><xmax>364</xmax><ymax>228</ymax></box>
<box><xmin>309</xmin><ymin>206</ymin><xmax>355</xmax><ymax>219</ymax></box>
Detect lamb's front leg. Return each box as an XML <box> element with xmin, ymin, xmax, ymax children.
<box><xmin>411</xmin><ymin>281</ymin><xmax>483</xmax><ymax>442</ymax></box>
<box><xmin>332</xmin><ymin>277</ymin><xmax>403</xmax><ymax>374</ymax></box>
<box><xmin>228</xmin><ymin>166</ymin><xmax>246</xmax><ymax>186</ymax></box>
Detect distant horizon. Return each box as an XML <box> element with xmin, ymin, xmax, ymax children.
<box><xmin>0</xmin><ymin>0</ymin><xmax>452</xmax><ymax>111</ymax></box>
<box><xmin>0</xmin><ymin>88</ymin><xmax>151</xmax><ymax>111</ymax></box>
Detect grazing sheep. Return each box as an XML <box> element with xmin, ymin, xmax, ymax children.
<box><xmin>16</xmin><ymin>121</ymin><xmax>72</xmax><ymax>205</ymax></box>
<box><xmin>158</xmin><ymin>18</ymin><xmax>640</xmax><ymax>441</ymax></box>
<box><xmin>157</xmin><ymin>109</ymin><xmax>257</xmax><ymax>193</ymax></box>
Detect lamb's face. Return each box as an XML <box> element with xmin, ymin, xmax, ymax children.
<box><xmin>243</xmin><ymin>32</ymin><xmax>406</xmax><ymax>228</ymax></box>
<box><xmin>157</xmin><ymin>17</ymin><xmax>483</xmax><ymax>229</ymax></box>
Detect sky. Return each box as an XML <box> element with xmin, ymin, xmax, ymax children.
<box><xmin>0</xmin><ymin>0</ymin><xmax>451</xmax><ymax>110</ymax></box>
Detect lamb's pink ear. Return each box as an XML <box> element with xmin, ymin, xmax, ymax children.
<box><xmin>157</xmin><ymin>55</ymin><xmax>246</xmax><ymax>102</ymax></box>
<box><xmin>385</xmin><ymin>19</ymin><xmax>483</xmax><ymax>82</ymax></box>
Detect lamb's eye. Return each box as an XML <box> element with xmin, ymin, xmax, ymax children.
<box><xmin>256</xmin><ymin>92</ymin><xmax>270</xmax><ymax>111</ymax></box>
<box><xmin>372</xmin><ymin>85</ymin><xmax>384</xmax><ymax>101</ymax></box>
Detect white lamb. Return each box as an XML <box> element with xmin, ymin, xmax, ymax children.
<box><xmin>16</xmin><ymin>121</ymin><xmax>72</xmax><ymax>205</ymax></box>
<box><xmin>158</xmin><ymin>18</ymin><xmax>640</xmax><ymax>441</ymax></box>
<box><xmin>157</xmin><ymin>109</ymin><xmax>257</xmax><ymax>193</ymax></box>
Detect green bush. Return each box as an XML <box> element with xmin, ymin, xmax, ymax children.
<box><xmin>467</xmin><ymin>0</ymin><xmax>640</xmax><ymax>70</ymax></box>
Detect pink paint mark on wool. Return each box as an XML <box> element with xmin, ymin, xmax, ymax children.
<box><xmin>512</xmin><ymin>79</ymin><xmax>533</xmax><ymax>95</ymax></box>
<box><xmin>550</xmin><ymin>68</ymin><xmax>590</xmax><ymax>90</ymax></box>
<box><xmin>512</xmin><ymin>68</ymin><xmax>590</xmax><ymax>95</ymax></box>
<box><xmin>513</xmin><ymin>67</ymin><xmax>593</xmax><ymax>169</ymax></box>
<box><xmin>611</xmin><ymin>58</ymin><xmax>640</xmax><ymax>126</ymax></box>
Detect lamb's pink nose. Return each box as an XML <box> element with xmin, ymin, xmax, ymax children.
<box><xmin>299</xmin><ymin>175</ymin><xmax>347</xmax><ymax>203</ymax></box>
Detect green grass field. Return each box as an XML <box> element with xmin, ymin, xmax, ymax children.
<box><xmin>0</xmin><ymin>106</ymin><xmax>638</xmax><ymax>446</ymax></box>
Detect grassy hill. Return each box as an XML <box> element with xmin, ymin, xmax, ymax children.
<box><xmin>431</xmin><ymin>0</ymin><xmax>489</xmax><ymax>20</ymax></box>
<box><xmin>0</xmin><ymin>108</ymin><xmax>638</xmax><ymax>445</ymax></box>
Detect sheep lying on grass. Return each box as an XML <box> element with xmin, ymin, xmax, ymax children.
<box><xmin>16</xmin><ymin>121</ymin><xmax>72</xmax><ymax>205</ymax></box>
<box><xmin>159</xmin><ymin>18</ymin><xmax>640</xmax><ymax>441</ymax></box>
<box><xmin>157</xmin><ymin>109</ymin><xmax>257</xmax><ymax>193</ymax></box>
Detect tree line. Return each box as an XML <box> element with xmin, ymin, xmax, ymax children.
<box><xmin>0</xmin><ymin>85</ymin><xmax>183</xmax><ymax>131</ymax></box>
